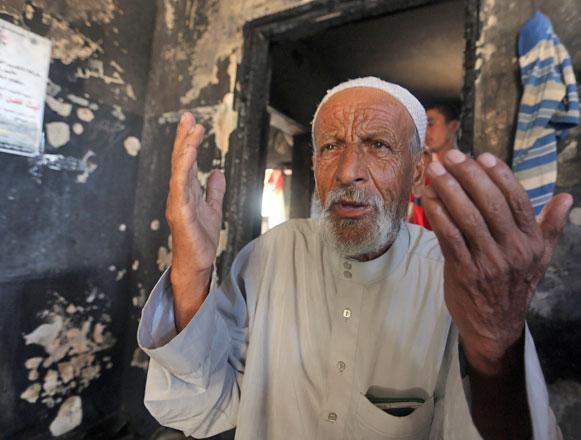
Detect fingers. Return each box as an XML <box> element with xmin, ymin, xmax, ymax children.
<box><xmin>426</xmin><ymin>160</ymin><xmax>497</xmax><ymax>256</ymax></box>
<box><xmin>476</xmin><ymin>153</ymin><xmax>538</xmax><ymax>236</ymax></box>
<box><xmin>205</xmin><ymin>169</ymin><xmax>226</xmax><ymax>213</ymax></box>
<box><xmin>538</xmin><ymin>192</ymin><xmax>573</xmax><ymax>259</ymax></box>
<box><xmin>170</xmin><ymin>113</ymin><xmax>206</xmax><ymax>205</ymax></box>
<box><xmin>439</xmin><ymin>151</ymin><xmax>517</xmax><ymax>245</ymax></box>
<box><xmin>422</xmin><ymin>185</ymin><xmax>471</xmax><ymax>263</ymax></box>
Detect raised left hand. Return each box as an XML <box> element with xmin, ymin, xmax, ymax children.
<box><xmin>422</xmin><ymin>150</ymin><xmax>572</xmax><ymax>374</ymax></box>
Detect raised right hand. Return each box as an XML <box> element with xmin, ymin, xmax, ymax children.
<box><xmin>165</xmin><ymin>112</ymin><xmax>226</xmax><ymax>331</ymax></box>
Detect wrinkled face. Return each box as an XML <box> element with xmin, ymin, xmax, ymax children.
<box><xmin>425</xmin><ymin>108</ymin><xmax>457</xmax><ymax>153</ymax></box>
<box><xmin>313</xmin><ymin>87</ymin><xmax>419</xmax><ymax>258</ymax></box>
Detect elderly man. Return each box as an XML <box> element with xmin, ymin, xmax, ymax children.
<box><xmin>138</xmin><ymin>78</ymin><xmax>570</xmax><ymax>440</ymax></box>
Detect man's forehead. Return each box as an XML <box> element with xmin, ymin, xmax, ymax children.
<box><xmin>315</xmin><ymin>88</ymin><xmax>411</xmax><ymax>129</ymax></box>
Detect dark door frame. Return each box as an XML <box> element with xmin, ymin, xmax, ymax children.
<box><xmin>220</xmin><ymin>0</ymin><xmax>480</xmax><ymax>279</ymax></box>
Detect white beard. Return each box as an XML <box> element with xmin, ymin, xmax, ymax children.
<box><xmin>318</xmin><ymin>186</ymin><xmax>404</xmax><ymax>259</ymax></box>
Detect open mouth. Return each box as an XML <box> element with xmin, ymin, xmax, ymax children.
<box><xmin>332</xmin><ymin>200</ymin><xmax>372</xmax><ymax>218</ymax></box>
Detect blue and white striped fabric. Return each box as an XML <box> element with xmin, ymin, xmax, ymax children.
<box><xmin>512</xmin><ymin>12</ymin><xmax>579</xmax><ymax>216</ymax></box>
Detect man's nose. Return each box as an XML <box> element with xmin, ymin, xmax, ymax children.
<box><xmin>335</xmin><ymin>145</ymin><xmax>368</xmax><ymax>186</ymax></box>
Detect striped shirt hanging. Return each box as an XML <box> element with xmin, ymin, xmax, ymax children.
<box><xmin>513</xmin><ymin>11</ymin><xmax>579</xmax><ymax>216</ymax></box>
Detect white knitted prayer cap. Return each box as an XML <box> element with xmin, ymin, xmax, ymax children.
<box><xmin>311</xmin><ymin>77</ymin><xmax>426</xmax><ymax>149</ymax></box>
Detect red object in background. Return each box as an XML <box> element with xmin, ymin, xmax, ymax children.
<box><xmin>409</xmin><ymin>177</ymin><xmax>432</xmax><ymax>230</ymax></box>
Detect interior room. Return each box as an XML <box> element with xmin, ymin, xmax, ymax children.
<box><xmin>0</xmin><ymin>0</ymin><xmax>580</xmax><ymax>439</ymax></box>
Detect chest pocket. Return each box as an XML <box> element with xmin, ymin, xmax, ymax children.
<box><xmin>347</xmin><ymin>393</ymin><xmax>434</xmax><ymax>440</ymax></box>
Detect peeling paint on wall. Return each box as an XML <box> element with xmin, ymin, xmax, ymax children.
<box><xmin>31</xmin><ymin>0</ymin><xmax>116</xmax><ymax>26</ymax></box>
<box><xmin>164</xmin><ymin>0</ymin><xmax>175</xmax><ymax>32</ymax></box>
<box><xmin>150</xmin><ymin>219</ymin><xmax>160</xmax><ymax>231</ymax></box>
<box><xmin>157</xmin><ymin>235</ymin><xmax>172</xmax><ymax>272</ymax></box>
<box><xmin>77</xmin><ymin>108</ymin><xmax>95</xmax><ymax>122</ymax></box>
<box><xmin>177</xmin><ymin>0</ymin><xmax>311</xmax><ymax>106</ymax></box>
<box><xmin>20</xmin><ymin>290</ymin><xmax>115</xmax><ymax>436</ymax></box>
<box><xmin>49</xmin><ymin>395</ymin><xmax>82</xmax><ymax>436</ymax></box>
<box><xmin>130</xmin><ymin>347</ymin><xmax>149</xmax><ymax>370</ymax></box>
<box><xmin>46</xmin><ymin>122</ymin><xmax>70</xmax><ymax>148</ymax></box>
<box><xmin>569</xmin><ymin>207</ymin><xmax>581</xmax><ymax>226</ymax></box>
<box><xmin>123</xmin><ymin>136</ymin><xmax>141</xmax><ymax>156</ymax></box>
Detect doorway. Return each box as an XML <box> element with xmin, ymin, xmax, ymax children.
<box><xmin>221</xmin><ymin>0</ymin><xmax>479</xmax><ymax>278</ymax></box>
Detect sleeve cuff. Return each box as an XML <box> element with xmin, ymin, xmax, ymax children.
<box><xmin>137</xmin><ymin>269</ymin><xmax>228</xmax><ymax>382</ymax></box>
<box><xmin>523</xmin><ymin>324</ymin><xmax>562</xmax><ymax>440</ymax></box>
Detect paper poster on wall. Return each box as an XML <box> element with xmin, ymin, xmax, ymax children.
<box><xmin>0</xmin><ymin>19</ymin><xmax>51</xmax><ymax>157</ymax></box>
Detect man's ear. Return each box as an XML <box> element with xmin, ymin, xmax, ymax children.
<box><xmin>412</xmin><ymin>150</ymin><xmax>431</xmax><ymax>197</ymax></box>
<box><xmin>448</xmin><ymin>119</ymin><xmax>461</xmax><ymax>135</ymax></box>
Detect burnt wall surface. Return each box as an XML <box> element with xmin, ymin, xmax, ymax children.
<box><xmin>0</xmin><ymin>0</ymin><xmax>155</xmax><ymax>438</ymax></box>
<box><xmin>474</xmin><ymin>1</ymin><xmax>581</xmax><ymax>438</ymax></box>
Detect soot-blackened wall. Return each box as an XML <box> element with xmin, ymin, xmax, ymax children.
<box><xmin>0</xmin><ymin>0</ymin><xmax>155</xmax><ymax>437</ymax></box>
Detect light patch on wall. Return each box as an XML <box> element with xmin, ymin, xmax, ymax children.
<box><xmin>32</xmin><ymin>0</ymin><xmax>115</xmax><ymax>26</ymax></box>
<box><xmin>130</xmin><ymin>347</ymin><xmax>149</xmax><ymax>370</ymax></box>
<box><xmin>115</xmin><ymin>269</ymin><xmax>126</xmax><ymax>281</ymax></box>
<box><xmin>47</xmin><ymin>16</ymin><xmax>104</xmax><ymax>65</ymax></box>
<box><xmin>132</xmin><ymin>283</ymin><xmax>146</xmax><ymax>308</ymax></box>
<box><xmin>49</xmin><ymin>395</ymin><xmax>82</xmax><ymax>437</ymax></box>
<box><xmin>164</xmin><ymin>0</ymin><xmax>175</xmax><ymax>31</ymax></box>
<box><xmin>217</xmin><ymin>222</ymin><xmax>229</xmax><ymax>258</ymax></box>
<box><xmin>77</xmin><ymin>108</ymin><xmax>95</xmax><ymax>122</ymax></box>
<box><xmin>569</xmin><ymin>207</ymin><xmax>581</xmax><ymax>226</ymax></box>
<box><xmin>46</xmin><ymin>96</ymin><xmax>73</xmax><ymax>117</ymax></box>
<box><xmin>179</xmin><ymin>0</ymin><xmax>311</xmax><ymax>105</ymax></box>
<box><xmin>111</xmin><ymin>105</ymin><xmax>126</xmax><ymax>121</ymax></box>
<box><xmin>118</xmin><ymin>224</ymin><xmax>127</xmax><ymax>232</ymax></box>
<box><xmin>124</xmin><ymin>136</ymin><xmax>141</xmax><ymax>156</ymax></box>
<box><xmin>474</xmin><ymin>0</ymin><xmax>497</xmax><ymax>82</ymax></box>
<box><xmin>150</xmin><ymin>219</ymin><xmax>160</xmax><ymax>231</ymax></box>
<box><xmin>46</xmin><ymin>122</ymin><xmax>70</xmax><ymax>148</ymax></box>
<box><xmin>76</xmin><ymin>150</ymin><xmax>98</xmax><ymax>183</ymax></box>
<box><xmin>132</xmin><ymin>260</ymin><xmax>140</xmax><ymax>271</ymax></box>
<box><xmin>72</xmin><ymin>123</ymin><xmax>84</xmax><ymax>135</ymax></box>
<box><xmin>157</xmin><ymin>235</ymin><xmax>172</xmax><ymax>272</ymax></box>
<box><xmin>20</xmin><ymin>290</ymin><xmax>115</xmax><ymax>435</ymax></box>
<box><xmin>213</xmin><ymin>92</ymin><xmax>237</xmax><ymax>157</ymax></box>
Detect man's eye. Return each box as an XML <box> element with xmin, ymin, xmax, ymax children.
<box><xmin>322</xmin><ymin>143</ymin><xmax>336</xmax><ymax>152</ymax></box>
<box><xmin>372</xmin><ymin>141</ymin><xmax>389</xmax><ymax>149</ymax></box>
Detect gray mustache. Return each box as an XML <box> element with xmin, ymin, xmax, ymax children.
<box><xmin>323</xmin><ymin>186</ymin><xmax>383</xmax><ymax>211</ymax></box>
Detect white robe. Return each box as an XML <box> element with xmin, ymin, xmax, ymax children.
<box><xmin>138</xmin><ymin>220</ymin><xmax>560</xmax><ymax>439</ymax></box>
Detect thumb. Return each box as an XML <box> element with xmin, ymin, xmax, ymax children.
<box><xmin>205</xmin><ymin>169</ymin><xmax>226</xmax><ymax>213</ymax></box>
<box><xmin>537</xmin><ymin>192</ymin><xmax>573</xmax><ymax>256</ymax></box>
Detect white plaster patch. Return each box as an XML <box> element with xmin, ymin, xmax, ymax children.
<box><xmin>132</xmin><ymin>260</ymin><xmax>140</xmax><ymax>271</ymax></box>
<box><xmin>76</xmin><ymin>150</ymin><xmax>98</xmax><ymax>183</ymax></box>
<box><xmin>21</xmin><ymin>383</ymin><xmax>42</xmax><ymax>403</ymax></box>
<box><xmin>130</xmin><ymin>347</ymin><xmax>149</xmax><ymax>370</ymax></box>
<box><xmin>21</xmin><ymin>290</ymin><xmax>115</xmax><ymax>419</ymax></box>
<box><xmin>217</xmin><ymin>222</ymin><xmax>229</xmax><ymax>257</ymax></box>
<box><xmin>150</xmin><ymin>219</ymin><xmax>160</xmax><ymax>231</ymax></box>
<box><xmin>115</xmin><ymin>269</ymin><xmax>126</xmax><ymax>281</ymax></box>
<box><xmin>157</xmin><ymin>235</ymin><xmax>173</xmax><ymax>272</ymax></box>
<box><xmin>77</xmin><ymin>108</ymin><xmax>95</xmax><ymax>122</ymax></box>
<box><xmin>111</xmin><ymin>105</ymin><xmax>126</xmax><ymax>121</ymax></box>
<box><xmin>558</xmin><ymin>141</ymin><xmax>578</xmax><ymax>163</ymax></box>
<box><xmin>72</xmin><ymin>123</ymin><xmax>84</xmax><ymax>135</ymax></box>
<box><xmin>48</xmin><ymin>17</ymin><xmax>103</xmax><ymax>65</ymax></box>
<box><xmin>49</xmin><ymin>395</ymin><xmax>82</xmax><ymax>437</ymax></box>
<box><xmin>46</xmin><ymin>96</ymin><xmax>73</xmax><ymax>117</ymax></box>
<box><xmin>66</xmin><ymin>94</ymin><xmax>90</xmax><ymax>107</ymax></box>
<box><xmin>118</xmin><ymin>224</ymin><xmax>127</xmax><ymax>232</ymax></box>
<box><xmin>46</xmin><ymin>122</ymin><xmax>71</xmax><ymax>148</ymax></box>
<box><xmin>123</xmin><ymin>136</ymin><xmax>141</xmax><ymax>156</ymax></box>
<box><xmin>164</xmin><ymin>0</ymin><xmax>175</xmax><ymax>31</ymax></box>
<box><xmin>213</xmin><ymin>92</ymin><xmax>237</xmax><ymax>157</ymax></box>
<box><xmin>569</xmin><ymin>207</ymin><xmax>581</xmax><ymax>226</ymax></box>
<box><xmin>132</xmin><ymin>285</ymin><xmax>147</xmax><ymax>308</ymax></box>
